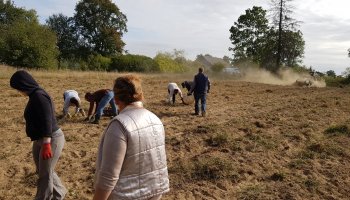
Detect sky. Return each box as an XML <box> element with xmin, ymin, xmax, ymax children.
<box><xmin>12</xmin><ymin>0</ymin><xmax>350</xmax><ymax>74</ymax></box>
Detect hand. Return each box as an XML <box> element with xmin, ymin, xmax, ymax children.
<box><xmin>84</xmin><ymin>116</ymin><xmax>91</xmax><ymax>121</ymax></box>
<box><xmin>42</xmin><ymin>143</ymin><xmax>52</xmax><ymax>160</ymax></box>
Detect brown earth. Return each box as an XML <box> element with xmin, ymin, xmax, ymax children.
<box><xmin>1</xmin><ymin>66</ymin><xmax>350</xmax><ymax>200</ymax></box>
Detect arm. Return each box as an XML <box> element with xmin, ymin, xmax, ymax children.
<box><xmin>63</xmin><ymin>97</ymin><xmax>70</xmax><ymax>116</ymax></box>
<box><xmin>94</xmin><ymin>121</ymin><xmax>127</xmax><ymax>200</ymax></box>
<box><xmin>87</xmin><ymin>101</ymin><xmax>95</xmax><ymax>117</ymax></box>
<box><xmin>189</xmin><ymin>77</ymin><xmax>196</xmax><ymax>94</ymax></box>
<box><xmin>207</xmin><ymin>78</ymin><xmax>211</xmax><ymax>93</ymax></box>
<box><xmin>34</xmin><ymin>94</ymin><xmax>53</xmax><ymax>138</ymax></box>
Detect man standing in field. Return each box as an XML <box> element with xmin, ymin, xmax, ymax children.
<box><xmin>188</xmin><ymin>67</ymin><xmax>211</xmax><ymax>116</ymax></box>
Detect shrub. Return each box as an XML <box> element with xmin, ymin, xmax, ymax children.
<box><xmin>153</xmin><ymin>53</ymin><xmax>187</xmax><ymax>73</ymax></box>
<box><xmin>324</xmin><ymin>125</ymin><xmax>350</xmax><ymax>136</ymax></box>
<box><xmin>109</xmin><ymin>54</ymin><xmax>160</xmax><ymax>72</ymax></box>
<box><xmin>211</xmin><ymin>62</ymin><xmax>225</xmax><ymax>73</ymax></box>
<box><xmin>192</xmin><ymin>156</ymin><xmax>236</xmax><ymax>180</ymax></box>
<box><xmin>87</xmin><ymin>54</ymin><xmax>111</xmax><ymax>71</ymax></box>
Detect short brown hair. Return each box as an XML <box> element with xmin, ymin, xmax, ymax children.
<box><xmin>113</xmin><ymin>75</ymin><xmax>144</xmax><ymax>104</ymax></box>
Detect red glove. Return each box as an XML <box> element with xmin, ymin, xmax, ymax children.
<box><xmin>42</xmin><ymin>143</ymin><xmax>53</xmax><ymax>160</ymax></box>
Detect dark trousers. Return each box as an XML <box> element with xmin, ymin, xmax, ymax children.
<box><xmin>194</xmin><ymin>93</ymin><xmax>206</xmax><ymax>114</ymax></box>
<box><xmin>33</xmin><ymin>132</ymin><xmax>66</xmax><ymax>200</ymax></box>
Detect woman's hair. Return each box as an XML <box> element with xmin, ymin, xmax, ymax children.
<box><xmin>113</xmin><ymin>75</ymin><xmax>144</xmax><ymax>104</ymax></box>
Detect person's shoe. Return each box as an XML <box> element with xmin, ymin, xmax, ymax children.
<box><xmin>91</xmin><ymin>115</ymin><xmax>100</xmax><ymax>124</ymax></box>
<box><xmin>202</xmin><ymin>112</ymin><xmax>206</xmax><ymax>117</ymax></box>
<box><xmin>191</xmin><ymin>113</ymin><xmax>199</xmax><ymax>116</ymax></box>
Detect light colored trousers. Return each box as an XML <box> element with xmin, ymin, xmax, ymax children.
<box><xmin>32</xmin><ymin>130</ymin><xmax>67</xmax><ymax>200</ymax></box>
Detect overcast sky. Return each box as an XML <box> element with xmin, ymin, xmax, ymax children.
<box><xmin>13</xmin><ymin>0</ymin><xmax>350</xmax><ymax>74</ymax></box>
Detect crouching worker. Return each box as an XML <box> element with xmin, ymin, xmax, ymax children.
<box><xmin>63</xmin><ymin>90</ymin><xmax>85</xmax><ymax>118</ymax></box>
<box><xmin>85</xmin><ymin>89</ymin><xmax>118</xmax><ymax>124</ymax></box>
<box><xmin>93</xmin><ymin>75</ymin><xmax>169</xmax><ymax>200</ymax></box>
<box><xmin>168</xmin><ymin>82</ymin><xmax>184</xmax><ymax>104</ymax></box>
<box><xmin>181</xmin><ymin>81</ymin><xmax>193</xmax><ymax>92</ymax></box>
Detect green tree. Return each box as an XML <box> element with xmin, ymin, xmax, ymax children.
<box><xmin>270</xmin><ymin>0</ymin><xmax>301</xmax><ymax>68</ymax></box>
<box><xmin>229</xmin><ymin>6</ymin><xmax>269</xmax><ymax>64</ymax></box>
<box><xmin>154</xmin><ymin>51</ymin><xmax>188</xmax><ymax>73</ymax></box>
<box><xmin>326</xmin><ymin>70</ymin><xmax>336</xmax><ymax>77</ymax></box>
<box><xmin>46</xmin><ymin>14</ymin><xmax>78</xmax><ymax>68</ymax></box>
<box><xmin>74</xmin><ymin>0</ymin><xmax>127</xmax><ymax>56</ymax></box>
<box><xmin>0</xmin><ymin>1</ymin><xmax>58</xmax><ymax>68</ymax></box>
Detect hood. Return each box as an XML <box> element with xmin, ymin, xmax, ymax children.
<box><xmin>10</xmin><ymin>70</ymin><xmax>40</xmax><ymax>95</ymax></box>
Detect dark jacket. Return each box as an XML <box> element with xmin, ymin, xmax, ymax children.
<box><xmin>181</xmin><ymin>81</ymin><xmax>193</xmax><ymax>92</ymax></box>
<box><xmin>190</xmin><ymin>72</ymin><xmax>210</xmax><ymax>94</ymax></box>
<box><xmin>86</xmin><ymin>89</ymin><xmax>110</xmax><ymax>116</ymax></box>
<box><xmin>10</xmin><ymin>70</ymin><xmax>59</xmax><ymax>141</ymax></box>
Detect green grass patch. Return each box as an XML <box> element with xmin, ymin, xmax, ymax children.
<box><xmin>324</xmin><ymin>125</ymin><xmax>350</xmax><ymax>136</ymax></box>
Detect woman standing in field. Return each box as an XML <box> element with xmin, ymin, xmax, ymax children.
<box><xmin>10</xmin><ymin>70</ymin><xmax>67</xmax><ymax>200</ymax></box>
<box><xmin>93</xmin><ymin>75</ymin><xmax>169</xmax><ymax>200</ymax></box>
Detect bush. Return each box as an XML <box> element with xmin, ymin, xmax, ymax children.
<box><xmin>154</xmin><ymin>53</ymin><xmax>187</xmax><ymax>73</ymax></box>
<box><xmin>324</xmin><ymin>76</ymin><xmax>350</xmax><ymax>87</ymax></box>
<box><xmin>211</xmin><ymin>62</ymin><xmax>225</xmax><ymax>73</ymax></box>
<box><xmin>0</xmin><ymin>2</ymin><xmax>58</xmax><ymax>69</ymax></box>
<box><xmin>109</xmin><ymin>54</ymin><xmax>160</xmax><ymax>72</ymax></box>
<box><xmin>324</xmin><ymin>125</ymin><xmax>350</xmax><ymax>136</ymax></box>
<box><xmin>87</xmin><ymin>54</ymin><xmax>111</xmax><ymax>71</ymax></box>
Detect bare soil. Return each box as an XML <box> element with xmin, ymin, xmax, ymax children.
<box><xmin>1</xmin><ymin>66</ymin><xmax>350</xmax><ymax>200</ymax></box>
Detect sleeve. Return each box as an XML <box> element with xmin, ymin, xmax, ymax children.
<box><xmin>189</xmin><ymin>76</ymin><xmax>196</xmax><ymax>93</ymax></box>
<box><xmin>208</xmin><ymin>78</ymin><xmax>211</xmax><ymax>92</ymax></box>
<box><xmin>34</xmin><ymin>94</ymin><xmax>53</xmax><ymax>137</ymax></box>
<box><xmin>95</xmin><ymin>120</ymin><xmax>127</xmax><ymax>190</ymax></box>
<box><xmin>63</xmin><ymin>97</ymin><xmax>70</xmax><ymax>115</ymax></box>
<box><xmin>88</xmin><ymin>101</ymin><xmax>95</xmax><ymax>116</ymax></box>
<box><xmin>178</xmin><ymin>88</ymin><xmax>183</xmax><ymax>98</ymax></box>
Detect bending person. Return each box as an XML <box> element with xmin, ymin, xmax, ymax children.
<box><xmin>84</xmin><ymin>89</ymin><xmax>118</xmax><ymax>124</ymax></box>
<box><xmin>63</xmin><ymin>90</ymin><xmax>85</xmax><ymax>118</ymax></box>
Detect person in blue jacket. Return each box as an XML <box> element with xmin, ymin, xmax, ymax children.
<box><xmin>188</xmin><ymin>67</ymin><xmax>211</xmax><ymax>117</ymax></box>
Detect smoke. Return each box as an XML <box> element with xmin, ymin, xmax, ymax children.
<box><xmin>240</xmin><ymin>67</ymin><xmax>326</xmax><ymax>87</ymax></box>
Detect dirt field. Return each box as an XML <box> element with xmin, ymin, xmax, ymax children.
<box><xmin>1</xmin><ymin>66</ymin><xmax>350</xmax><ymax>200</ymax></box>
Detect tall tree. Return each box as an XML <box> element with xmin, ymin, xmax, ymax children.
<box><xmin>0</xmin><ymin>1</ymin><xmax>58</xmax><ymax>68</ymax></box>
<box><xmin>74</xmin><ymin>0</ymin><xmax>127</xmax><ymax>56</ymax></box>
<box><xmin>270</xmin><ymin>0</ymin><xmax>301</xmax><ymax>68</ymax></box>
<box><xmin>46</xmin><ymin>14</ymin><xmax>78</xmax><ymax>67</ymax></box>
<box><xmin>229</xmin><ymin>6</ymin><xmax>269</xmax><ymax>64</ymax></box>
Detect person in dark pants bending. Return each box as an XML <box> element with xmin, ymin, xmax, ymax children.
<box><xmin>10</xmin><ymin>70</ymin><xmax>67</xmax><ymax>200</ymax></box>
<box><xmin>188</xmin><ymin>67</ymin><xmax>211</xmax><ymax>117</ymax></box>
<box><xmin>85</xmin><ymin>89</ymin><xmax>118</xmax><ymax>124</ymax></box>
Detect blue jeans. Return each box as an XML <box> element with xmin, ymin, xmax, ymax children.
<box><xmin>194</xmin><ymin>93</ymin><xmax>206</xmax><ymax>114</ymax></box>
<box><xmin>96</xmin><ymin>91</ymin><xmax>118</xmax><ymax>117</ymax></box>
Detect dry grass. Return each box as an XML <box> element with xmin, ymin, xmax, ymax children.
<box><xmin>1</xmin><ymin>65</ymin><xmax>350</xmax><ymax>199</ymax></box>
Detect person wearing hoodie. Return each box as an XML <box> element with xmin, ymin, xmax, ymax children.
<box><xmin>10</xmin><ymin>70</ymin><xmax>67</xmax><ymax>200</ymax></box>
